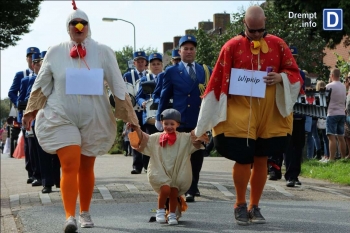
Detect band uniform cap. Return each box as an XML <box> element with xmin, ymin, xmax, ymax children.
<box><xmin>171</xmin><ymin>49</ymin><xmax>180</xmax><ymax>59</ymax></box>
<box><xmin>32</xmin><ymin>53</ymin><xmax>41</xmax><ymax>63</ymax></box>
<box><xmin>289</xmin><ymin>46</ymin><xmax>298</xmax><ymax>56</ymax></box>
<box><xmin>149</xmin><ymin>53</ymin><xmax>163</xmax><ymax>62</ymax></box>
<box><xmin>26</xmin><ymin>47</ymin><xmax>40</xmax><ymax>56</ymax></box>
<box><xmin>179</xmin><ymin>35</ymin><xmax>197</xmax><ymax>47</ymax></box>
<box><xmin>133</xmin><ymin>51</ymin><xmax>147</xmax><ymax>61</ymax></box>
<box><xmin>40</xmin><ymin>51</ymin><xmax>47</xmax><ymax>59</ymax></box>
<box><xmin>160</xmin><ymin>108</ymin><xmax>181</xmax><ymax>123</ymax></box>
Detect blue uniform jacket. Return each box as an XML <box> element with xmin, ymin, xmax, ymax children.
<box><xmin>136</xmin><ymin>73</ymin><xmax>163</xmax><ymax>125</ymax></box>
<box><xmin>17</xmin><ymin>76</ymin><xmax>30</xmax><ymax>123</ymax></box>
<box><xmin>25</xmin><ymin>75</ymin><xmax>37</xmax><ymax>101</ymax></box>
<box><xmin>8</xmin><ymin>69</ymin><xmax>31</xmax><ymax>106</ymax></box>
<box><xmin>156</xmin><ymin>62</ymin><xmax>212</xmax><ymax>129</ymax></box>
<box><xmin>123</xmin><ymin>69</ymin><xmax>144</xmax><ymax>125</ymax></box>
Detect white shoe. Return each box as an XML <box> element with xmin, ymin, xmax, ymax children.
<box><xmin>64</xmin><ymin>216</ymin><xmax>77</xmax><ymax>233</ymax></box>
<box><xmin>319</xmin><ymin>157</ymin><xmax>325</xmax><ymax>162</ymax></box>
<box><xmin>167</xmin><ymin>213</ymin><xmax>178</xmax><ymax>225</ymax></box>
<box><xmin>156</xmin><ymin>209</ymin><xmax>166</xmax><ymax>223</ymax></box>
<box><xmin>79</xmin><ymin>211</ymin><xmax>94</xmax><ymax>228</ymax></box>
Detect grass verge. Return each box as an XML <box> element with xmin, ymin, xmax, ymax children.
<box><xmin>300</xmin><ymin>159</ymin><xmax>350</xmax><ymax>185</ymax></box>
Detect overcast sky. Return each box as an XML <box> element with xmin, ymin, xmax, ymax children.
<box><xmin>1</xmin><ymin>1</ymin><xmax>264</xmax><ymax>99</ymax></box>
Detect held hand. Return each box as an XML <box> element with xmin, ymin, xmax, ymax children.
<box><xmin>142</xmin><ymin>101</ymin><xmax>147</xmax><ymax>107</ymax></box>
<box><xmin>263</xmin><ymin>72</ymin><xmax>282</xmax><ymax>86</ymax></box>
<box><xmin>155</xmin><ymin>120</ymin><xmax>163</xmax><ymax>131</ymax></box>
<box><xmin>22</xmin><ymin>113</ymin><xmax>34</xmax><ymax>131</ymax></box>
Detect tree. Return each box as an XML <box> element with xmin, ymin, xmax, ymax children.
<box><xmin>334</xmin><ymin>52</ymin><xmax>350</xmax><ymax>79</ymax></box>
<box><xmin>195</xmin><ymin>2</ymin><xmax>329</xmax><ymax>79</ymax></box>
<box><xmin>0</xmin><ymin>98</ymin><xmax>11</xmax><ymax>124</ymax></box>
<box><xmin>0</xmin><ymin>0</ymin><xmax>43</xmax><ymax>50</ymax></box>
<box><xmin>271</xmin><ymin>0</ymin><xmax>350</xmax><ymax>49</ymax></box>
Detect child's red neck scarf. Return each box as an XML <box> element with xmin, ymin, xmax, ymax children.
<box><xmin>159</xmin><ymin>132</ymin><xmax>176</xmax><ymax>147</ymax></box>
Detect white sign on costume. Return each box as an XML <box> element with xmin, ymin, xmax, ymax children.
<box><xmin>66</xmin><ymin>68</ymin><xmax>104</xmax><ymax>95</ymax></box>
<box><xmin>228</xmin><ymin>68</ymin><xmax>267</xmax><ymax>98</ymax></box>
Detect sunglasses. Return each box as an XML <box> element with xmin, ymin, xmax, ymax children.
<box><xmin>70</xmin><ymin>20</ymin><xmax>88</xmax><ymax>26</ymax></box>
<box><xmin>245</xmin><ymin>23</ymin><xmax>265</xmax><ymax>33</ymax></box>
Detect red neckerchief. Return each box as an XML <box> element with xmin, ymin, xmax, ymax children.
<box><xmin>70</xmin><ymin>44</ymin><xmax>86</xmax><ymax>58</ymax></box>
<box><xmin>159</xmin><ymin>132</ymin><xmax>176</xmax><ymax>147</ymax></box>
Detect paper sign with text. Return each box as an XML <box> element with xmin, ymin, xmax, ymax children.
<box><xmin>228</xmin><ymin>68</ymin><xmax>266</xmax><ymax>98</ymax></box>
<box><xmin>66</xmin><ymin>68</ymin><xmax>104</xmax><ymax>95</ymax></box>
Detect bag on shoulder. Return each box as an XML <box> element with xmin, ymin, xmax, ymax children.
<box><xmin>317</xmin><ymin>118</ymin><xmax>326</xmax><ymax>129</ymax></box>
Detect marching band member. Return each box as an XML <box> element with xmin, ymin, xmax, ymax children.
<box><xmin>123</xmin><ymin>51</ymin><xmax>148</xmax><ymax>174</ymax></box>
<box><xmin>135</xmin><ymin>52</ymin><xmax>164</xmax><ymax>171</ymax></box>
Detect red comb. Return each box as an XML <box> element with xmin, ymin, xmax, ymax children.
<box><xmin>72</xmin><ymin>0</ymin><xmax>77</xmax><ymax>10</ymax></box>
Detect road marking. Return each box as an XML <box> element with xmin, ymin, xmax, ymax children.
<box><xmin>266</xmin><ymin>184</ymin><xmax>293</xmax><ymax>197</ymax></box>
<box><xmin>306</xmin><ymin>185</ymin><xmax>350</xmax><ymax>199</ymax></box>
<box><xmin>39</xmin><ymin>193</ymin><xmax>51</xmax><ymax>204</ymax></box>
<box><xmin>125</xmin><ymin>184</ymin><xmax>139</xmax><ymax>192</ymax></box>
<box><xmin>210</xmin><ymin>182</ymin><xmax>235</xmax><ymax>197</ymax></box>
<box><xmin>97</xmin><ymin>186</ymin><xmax>113</xmax><ymax>200</ymax></box>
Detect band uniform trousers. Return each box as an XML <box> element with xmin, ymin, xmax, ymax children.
<box><xmin>33</xmin><ymin>127</ymin><xmax>60</xmax><ymax>187</ymax></box>
<box><xmin>177</xmin><ymin>127</ymin><xmax>204</xmax><ymax>195</ymax></box>
<box><xmin>143</xmin><ymin>123</ymin><xmax>159</xmax><ymax>170</ymax></box>
<box><xmin>284</xmin><ymin>118</ymin><xmax>305</xmax><ymax>181</ymax></box>
<box><xmin>27</xmin><ymin>128</ymin><xmax>41</xmax><ymax>180</ymax></box>
<box><xmin>23</xmin><ymin>129</ymin><xmax>34</xmax><ymax>179</ymax></box>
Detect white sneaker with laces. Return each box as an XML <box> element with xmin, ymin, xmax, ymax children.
<box><xmin>167</xmin><ymin>213</ymin><xmax>178</xmax><ymax>225</ymax></box>
<box><xmin>156</xmin><ymin>209</ymin><xmax>166</xmax><ymax>223</ymax></box>
<box><xmin>64</xmin><ymin>216</ymin><xmax>77</xmax><ymax>233</ymax></box>
<box><xmin>79</xmin><ymin>211</ymin><xmax>94</xmax><ymax>228</ymax></box>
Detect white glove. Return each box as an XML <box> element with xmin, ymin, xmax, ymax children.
<box><xmin>155</xmin><ymin>120</ymin><xmax>163</xmax><ymax>131</ymax></box>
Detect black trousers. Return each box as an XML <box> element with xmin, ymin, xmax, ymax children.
<box><xmin>123</xmin><ymin>141</ymin><xmax>131</xmax><ymax>155</ymax></box>
<box><xmin>143</xmin><ymin>123</ymin><xmax>159</xmax><ymax>170</ymax></box>
<box><xmin>177</xmin><ymin>127</ymin><xmax>204</xmax><ymax>195</ymax></box>
<box><xmin>284</xmin><ymin>118</ymin><xmax>305</xmax><ymax>181</ymax></box>
<box><xmin>22</xmin><ymin>129</ymin><xmax>33</xmax><ymax>178</ymax></box>
<box><xmin>132</xmin><ymin>124</ymin><xmax>146</xmax><ymax>171</ymax></box>
<box><xmin>28</xmin><ymin>128</ymin><xmax>41</xmax><ymax>180</ymax></box>
<box><xmin>33</xmin><ymin>127</ymin><xmax>60</xmax><ymax>187</ymax></box>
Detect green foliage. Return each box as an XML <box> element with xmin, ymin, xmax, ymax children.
<box><xmin>115</xmin><ymin>46</ymin><xmax>159</xmax><ymax>74</ymax></box>
<box><xmin>108</xmin><ymin>119</ymin><xmax>124</xmax><ymax>154</ymax></box>
<box><xmin>0</xmin><ymin>0</ymin><xmax>43</xmax><ymax>49</ymax></box>
<box><xmin>334</xmin><ymin>52</ymin><xmax>350</xmax><ymax>79</ymax></box>
<box><xmin>0</xmin><ymin>98</ymin><xmax>11</xmax><ymax>123</ymax></box>
<box><xmin>194</xmin><ymin>2</ymin><xmax>329</xmax><ymax>78</ymax></box>
<box><xmin>271</xmin><ymin>0</ymin><xmax>350</xmax><ymax>49</ymax></box>
<box><xmin>301</xmin><ymin>159</ymin><xmax>350</xmax><ymax>185</ymax></box>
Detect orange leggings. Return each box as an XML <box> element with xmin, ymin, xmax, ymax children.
<box><xmin>233</xmin><ymin>156</ymin><xmax>267</xmax><ymax>210</ymax></box>
<box><xmin>158</xmin><ymin>185</ymin><xmax>179</xmax><ymax>213</ymax></box>
<box><xmin>57</xmin><ymin>145</ymin><xmax>96</xmax><ymax>219</ymax></box>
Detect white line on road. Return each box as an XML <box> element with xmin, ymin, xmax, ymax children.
<box><xmin>266</xmin><ymin>184</ymin><xmax>294</xmax><ymax>197</ymax></box>
<box><xmin>97</xmin><ymin>186</ymin><xmax>113</xmax><ymax>200</ymax></box>
<box><xmin>210</xmin><ymin>182</ymin><xmax>235</xmax><ymax>197</ymax></box>
<box><xmin>125</xmin><ymin>184</ymin><xmax>139</xmax><ymax>192</ymax></box>
<box><xmin>305</xmin><ymin>185</ymin><xmax>350</xmax><ymax>199</ymax></box>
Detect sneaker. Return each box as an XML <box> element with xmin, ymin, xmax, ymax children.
<box><xmin>79</xmin><ymin>211</ymin><xmax>94</xmax><ymax>228</ymax></box>
<box><xmin>295</xmin><ymin>178</ymin><xmax>302</xmax><ymax>186</ymax></box>
<box><xmin>249</xmin><ymin>205</ymin><xmax>266</xmax><ymax>224</ymax></box>
<box><xmin>234</xmin><ymin>203</ymin><xmax>249</xmax><ymax>226</ymax></box>
<box><xmin>167</xmin><ymin>212</ymin><xmax>178</xmax><ymax>225</ymax></box>
<box><xmin>286</xmin><ymin>179</ymin><xmax>295</xmax><ymax>187</ymax></box>
<box><xmin>156</xmin><ymin>209</ymin><xmax>166</xmax><ymax>223</ymax></box>
<box><xmin>64</xmin><ymin>216</ymin><xmax>77</xmax><ymax>233</ymax></box>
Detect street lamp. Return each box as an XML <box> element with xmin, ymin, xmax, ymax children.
<box><xmin>102</xmin><ymin>17</ymin><xmax>136</xmax><ymax>52</ymax></box>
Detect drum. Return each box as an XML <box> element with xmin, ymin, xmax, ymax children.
<box><xmin>145</xmin><ymin>99</ymin><xmax>157</xmax><ymax>125</ymax></box>
<box><xmin>125</xmin><ymin>82</ymin><xmax>136</xmax><ymax>106</ymax></box>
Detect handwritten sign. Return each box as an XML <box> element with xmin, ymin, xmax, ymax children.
<box><xmin>228</xmin><ymin>68</ymin><xmax>267</xmax><ymax>98</ymax></box>
<box><xmin>66</xmin><ymin>68</ymin><xmax>104</xmax><ymax>95</ymax></box>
